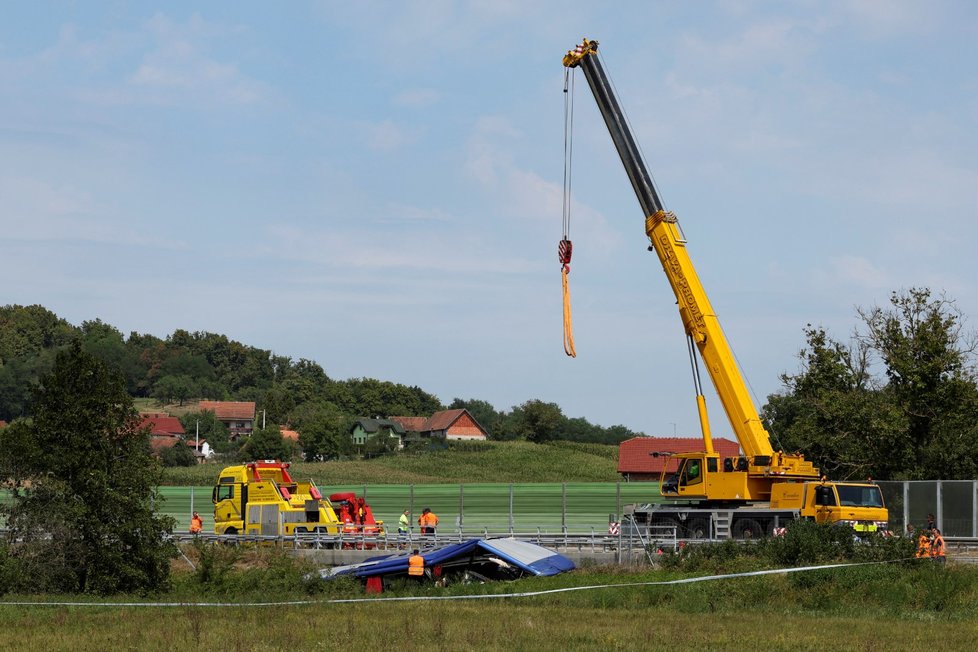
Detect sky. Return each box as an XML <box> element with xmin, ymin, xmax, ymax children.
<box><xmin>2</xmin><ymin>1</ymin><xmax>978</xmax><ymax>438</ymax></box>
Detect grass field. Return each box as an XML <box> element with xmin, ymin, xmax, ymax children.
<box><xmin>3</xmin><ymin>561</ymin><xmax>977</xmax><ymax>651</ymax></box>
<box><xmin>160</xmin><ymin>440</ymin><xmax>623</xmax><ymax>485</ymax></box>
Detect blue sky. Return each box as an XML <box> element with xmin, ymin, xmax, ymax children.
<box><xmin>3</xmin><ymin>2</ymin><xmax>977</xmax><ymax>437</ymax></box>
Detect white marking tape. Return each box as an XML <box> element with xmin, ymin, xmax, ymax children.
<box><xmin>0</xmin><ymin>558</ymin><xmax>910</xmax><ymax>608</ymax></box>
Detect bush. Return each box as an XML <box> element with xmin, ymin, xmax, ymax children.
<box><xmin>659</xmin><ymin>520</ymin><xmax>913</xmax><ymax>574</ymax></box>
<box><xmin>161</xmin><ymin>443</ymin><xmax>198</xmax><ymax>467</ymax></box>
<box><xmin>186</xmin><ymin>543</ymin><xmax>330</xmax><ymax>598</ymax></box>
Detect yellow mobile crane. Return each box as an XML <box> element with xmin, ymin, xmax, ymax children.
<box><xmin>564</xmin><ymin>39</ymin><xmax>888</xmax><ymax>538</ymax></box>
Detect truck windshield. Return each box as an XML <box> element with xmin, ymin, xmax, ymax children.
<box><xmin>836</xmin><ymin>485</ymin><xmax>884</xmax><ymax>508</ymax></box>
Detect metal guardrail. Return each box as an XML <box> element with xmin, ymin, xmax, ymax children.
<box><xmin>168</xmin><ymin>529</ymin><xmax>629</xmax><ymax>552</ymax></box>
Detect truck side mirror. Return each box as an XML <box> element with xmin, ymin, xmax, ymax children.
<box><xmin>815</xmin><ymin>486</ymin><xmax>833</xmax><ymax>506</ymax></box>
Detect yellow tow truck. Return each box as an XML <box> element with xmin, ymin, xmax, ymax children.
<box><xmin>212</xmin><ymin>460</ymin><xmax>383</xmax><ymax>538</ymax></box>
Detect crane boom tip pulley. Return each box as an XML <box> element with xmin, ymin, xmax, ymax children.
<box><xmin>563</xmin><ymin>38</ymin><xmax>599</xmax><ymax>68</ymax></box>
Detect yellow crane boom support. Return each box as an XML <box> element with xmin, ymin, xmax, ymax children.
<box><xmin>565</xmin><ymin>38</ymin><xmax>818</xmax><ymax>487</ymax></box>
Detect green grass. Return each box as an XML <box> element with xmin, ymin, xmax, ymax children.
<box><xmin>3</xmin><ymin>558</ymin><xmax>977</xmax><ymax>651</ymax></box>
<box><xmin>160</xmin><ymin>440</ymin><xmax>623</xmax><ymax>485</ymax></box>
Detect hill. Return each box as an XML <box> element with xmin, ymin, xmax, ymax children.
<box><xmin>160</xmin><ymin>440</ymin><xmax>621</xmax><ymax>485</ymax></box>
<box><xmin>1</xmin><ymin>304</ymin><xmax>645</xmax><ymax>450</ymax></box>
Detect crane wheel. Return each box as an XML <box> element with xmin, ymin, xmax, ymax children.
<box><xmin>733</xmin><ymin>519</ymin><xmax>762</xmax><ymax>540</ymax></box>
<box><xmin>684</xmin><ymin>518</ymin><xmax>710</xmax><ymax>540</ymax></box>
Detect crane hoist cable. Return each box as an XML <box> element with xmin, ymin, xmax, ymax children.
<box><xmin>560</xmin><ymin>67</ymin><xmax>577</xmax><ymax>358</ymax></box>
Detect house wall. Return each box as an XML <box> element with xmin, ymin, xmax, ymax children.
<box><xmin>224</xmin><ymin>419</ymin><xmax>253</xmax><ymax>439</ymax></box>
<box><xmin>352</xmin><ymin>425</ymin><xmax>368</xmax><ymax>446</ymax></box>
<box><xmin>445</xmin><ymin>413</ymin><xmax>487</xmax><ymax>440</ymax></box>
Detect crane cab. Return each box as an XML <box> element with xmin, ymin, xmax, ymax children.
<box><xmin>660</xmin><ymin>452</ymin><xmax>805</xmax><ymax>503</ymax></box>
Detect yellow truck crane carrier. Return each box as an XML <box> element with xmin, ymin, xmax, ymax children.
<box><xmin>563</xmin><ymin>39</ymin><xmax>888</xmax><ymax>539</ymax></box>
<box><xmin>211</xmin><ymin>460</ymin><xmax>383</xmax><ymax>539</ymax></box>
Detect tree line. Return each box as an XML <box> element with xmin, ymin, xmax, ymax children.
<box><xmin>763</xmin><ymin>288</ymin><xmax>978</xmax><ymax>480</ymax></box>
<box><xmin>0</xmin><ymin>305</ymin><xmax>645</xmax><ymax>463</ymax></box>
<box><xmin>3</xmin><ymin>287</ymin><xmax>975</xmax><ymax>480</ymax></box>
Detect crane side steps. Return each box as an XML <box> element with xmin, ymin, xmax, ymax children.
<box><xmin>713</xmin><ymin>512</ymin><xmax>733</xmax><ymax>540</ymax></box>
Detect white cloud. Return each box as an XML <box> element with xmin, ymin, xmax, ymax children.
<box><xmin>461</xmin><ymin>115</ymin><xmax>622</xmax><ymax>259</ymax></box>
<box><xmin>261</xmin><ymin>221</ymin><xmax>533</xmax><ymax>276</ymax></box>
<box><xmin>820</xmin><ymin>255</ymin><xmax>889</xmax><ymax>290</ymax></box>
<box><xmin>0</xmin><ymin>176</ymin><xmax>187</xmax><ymax>249</ymax></box>
<box><xmin>839</xmin><ymin>0</ymin><xmax>940</xmax><ymax>37</ymax></box>
<box><xmin>123</xmin><ymin>15</ymin><xmax>267</xmax><ymax>107</ymax></box>
<box><xmin>366</xmin><ymin>120</ymin><xmax>417</xmax><ymax>151</ymax></box>
<box><xmin>393</xmin><ymin>88</ymin><xmax>441</xmax><ymax>107</ymax></box>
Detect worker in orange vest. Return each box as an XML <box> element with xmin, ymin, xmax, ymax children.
<box><xmin>930</xmin><ymin>528</ymin><xmax>947</xmax><ymax>565</ymax></box>
<box><xmin>408</xmin><ymin>549</ymin><xmax>425</xmax><ymax>579</ymax></box>
<box><xmin>190</xmin><ymin>511</ymin><xmax>203</xmax><ymax>534</ymax></box>
<box><xmin>915</xmin><ymin>530</ymin><xmax>932</xmax><ymax>559</ymax></box>
<box><xmin>418</xmin><ymin>508</ymin><xmax>439</xmax><ymax>535</ymax></box>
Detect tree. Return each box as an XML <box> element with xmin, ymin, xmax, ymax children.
<box><xmin>507</xmin><ymin>400</ymin><xmax>565</xmax><ymax>443</ymax></box>
<box><xmin>0</xmin><ymin>343</ymin><xmax>175</xmax><ymax>594</ymax></box>
<box><xmin>151</xmin><ymin>374</ymin><xmax>197</xmax><ymax>406</ymax></box>
<box><xmin>240</xmin><ymin>425</ymin><xmax>293</xmax><ymax>462</ymax></box>
<box><xmin>763</xmin><ymin>326</ymin><xmax>905</xmax><ymax>479</ymax></box>
<box><xmin>858</xmin><ymin>288</ymin><xmax>978</xmax><ymax>477</ymax></box>
<box><xmin>291</xmin><ymin>401</ymin><xmax>353</xmax><ymax>461</ymax></box>
<box><xmin>764</xmin><ymin>289</ymin><xmax>978</xmax><ymax>480</ymax></box>
<box><xmin>160</xmin><ymin>442</ymin><xmax>198</xmax><ymax>467</ymax></box>
<box><xmin>0</xmin><ymin>349</ymin><xmax>60</xmax><ymax>421</ymax></box>
<box><xmin>179</xmin><ymin>410</ymin><xmax>234</xmax><ymax>457</ymax></box>
<box><xmin>0</xmin><ymin>304</ymin><xmax>74</xmax><ymax>364</ymax></box>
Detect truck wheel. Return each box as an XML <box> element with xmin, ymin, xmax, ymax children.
<box><xmin>650</xmin><ymin>517</ymin><xmax>680</xmax><ymax>538</ymax></box>
<box><xmin>733</xmin><ymin>519</ymin><xmax>762</xmax><ymax>540</ymax></box>
<box><xmin>685</xmin><ymin>518</ymin><xmax>710</xmax><ymax>540</ymax></box>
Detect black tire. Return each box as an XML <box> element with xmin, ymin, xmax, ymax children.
<box><xmin>649</xmin><ymin>517</ymin><xmax>680</xmax><ymax>538</ymax></box>
<box><xmin>733</xmin><ymin>518</ymin><xmax>762</xmax><ymax>540</ymax></box>
<box><xmin>685</xmin><ymin>518</ymin><xmax>710</xmax><ymax>540</ymax></box>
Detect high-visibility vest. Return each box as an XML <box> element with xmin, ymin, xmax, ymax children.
<box><xmin>190</xmin><ymin>516</ymin><xmax>203</xmax><ymax>534</ymax></box>
<box><xmin>916</xmin><ymin>534</ymin><xmax>931</xmax><ymax>558</ymax></box>
<box><xmin>931</xmin><ymin>534</ymin><xmax>946</xmax><ymax>558</ymax></box>
<box><xmin>408</xmin><ymin>555</ymin><xmax>425</xmax><ymax>576</ymax></box>
<box><xmin>421</xmin><ymin>513</ymin><xmax>439</xmax><ymax>528</ymax></box>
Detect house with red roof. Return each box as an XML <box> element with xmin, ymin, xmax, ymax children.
<box><xmin>139</xmin><ymin>413</ymin><xmax>186</xmax><ymax>455</ymax></box>
<box><xmin>358</xmin><ymin>409</ymin><xmax>489</xmax><ymax>448</ymax></box>
<box><xmin>617</xmin><ymin>436</ymin><xmax>741</xmax><ymax>482</ymax></box>
<box><xmin>198</xmin><ymin>401</ymin><xmax>256</xmax><ymax>439</ymax></box>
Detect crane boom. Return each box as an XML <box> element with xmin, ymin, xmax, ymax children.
<box><xmin>565</xmin><ymin>39</ymin><xmax>818</xmax><ymax>500</ymax></box>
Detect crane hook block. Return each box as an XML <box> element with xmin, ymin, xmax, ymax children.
<box><xmin>558</xmin><ymin>238</ymin><xmax>573</xmax><ymax>271</ymax></box>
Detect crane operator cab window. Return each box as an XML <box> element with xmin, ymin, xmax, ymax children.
<box><xmin>679</xmin><ymin>457</ymin><xmax>704</xmax><ymax>487</ymax></box>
